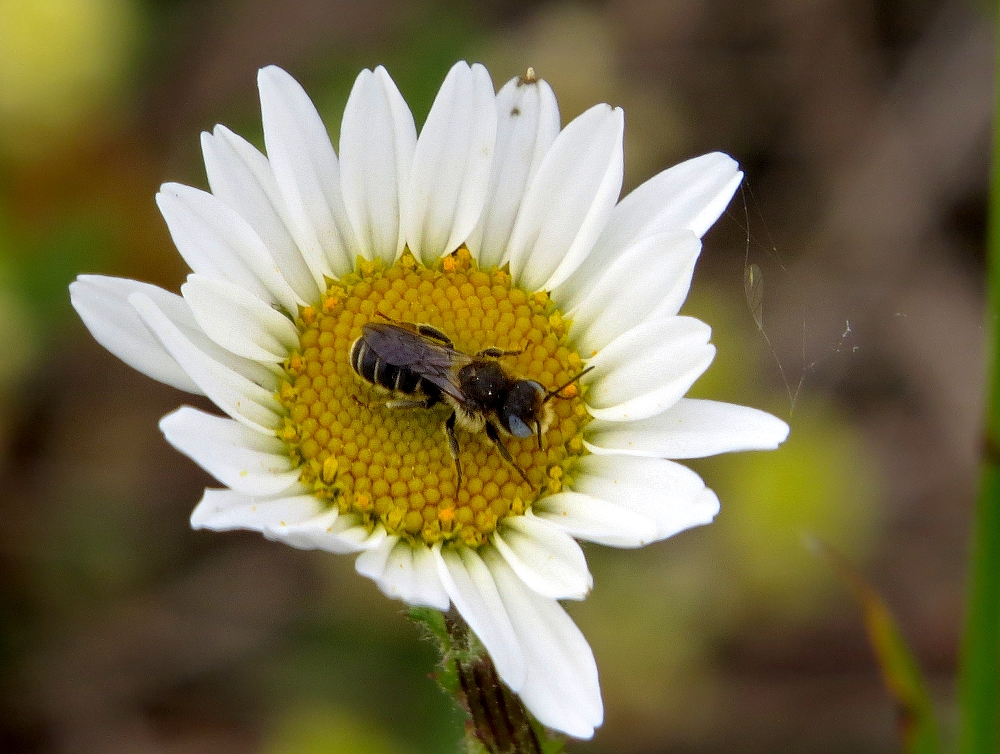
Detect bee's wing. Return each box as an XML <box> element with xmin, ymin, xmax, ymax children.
<box><xmin>362</xmin><ymin>323</ymin><xmax>470</xmax><ymax>401</ymax></box>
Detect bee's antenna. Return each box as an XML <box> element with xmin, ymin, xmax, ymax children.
<box><xmin>542</xmin><ymin>366</ymin><xmax>595</xmax><ymax>404</ymax></box>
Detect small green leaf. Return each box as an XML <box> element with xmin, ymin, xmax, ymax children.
<box><xmin>535</xmin><ymin>724</ymin><xmax>566</xmax><ymax>754</ymax></box>
<box><xmin>407</xmin><ymin>608</ymin><xmax>459</xmax><ymax>693</ymax></box>
<box><xmin>810</xmin><ymin>538</ymin><xmax>939</xmax><ymax>754</ymax></box>
<box><xmin>408</xmin><ymin>606</ymin><xmax>450</xmax><ymax>647</ymax></box>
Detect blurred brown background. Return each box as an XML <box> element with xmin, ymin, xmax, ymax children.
<box><xmin>0</xmin><ymin>0</ymin><xmax>990</xmax><ymax>752</ymax></box>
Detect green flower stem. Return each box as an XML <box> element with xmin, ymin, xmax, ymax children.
<box><xmin>958</xmin><ymin>10</ymin><xmax>1000</xmax><ymax>752</ymax></box>
<box><xmin>409</xmin><ymin>608</ymin><xmax>560</xmax><ymax>754</ymax></box>
<box><xmin>451</xmin><ymin>621</ymin><xmax>543</xmax><ymax>754</ymax></box>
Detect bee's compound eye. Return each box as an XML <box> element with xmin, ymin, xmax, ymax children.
<box><xmin>507</xmin><ymin>415</ymin><xmax>533</xmax><ymax>438</ymax></box>
<box><xmin>502</xmin><ymin>381</ymin><xmax>544</xmax><ymax>437</ymax></box>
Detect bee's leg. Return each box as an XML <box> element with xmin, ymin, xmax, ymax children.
<box><xmin>476</xmin><ymin>345</ymin><xmax>526</xmax><ymax>359</ymax></box>
<box><xmin>370</xmin><ymin>384</ymin><xmax>440</xmax><ymax>412</ymax></box>
<box><xmin>352</xmin><ymin>394</ymin><xmax>431</xmax><ymax>411</ymax></box>
<box><xmin>373</xmin><ymin>312</ymin><xmax>453</xmax><ymax>347</ymax></box>
<box><xmin>485</xmin><ymin>421</ymin><xmax>533</xmax><ymax>487</ymax></box>
<box><xmin>444</xmin><ymin>411</ymin><xmax>463</xmax><ymax>491</ymax></box>
<box><xmin>385</xmin><ymin>399</ymin><xmax>430</xmax><ymax>410</ymax></box>
<box><xmin>351</xmin><ymin>394</ymin><xmax>396</xmax><ymax>410</ymax></box>
<box><xmin>415</xmin><ymin>324</ymin><xmax>453</xmax><ymax>346</ymax></box>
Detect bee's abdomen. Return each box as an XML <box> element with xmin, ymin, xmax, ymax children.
<box><xmin>350</xmin><ymin>336</ymin><xmax>440</xmax><ymax>403</ymax></box>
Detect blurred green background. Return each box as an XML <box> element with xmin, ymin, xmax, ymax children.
<box><xmin>0</xmin><ymin>0</ymin><xmax>987</xmax><ymax>752</ymax></box>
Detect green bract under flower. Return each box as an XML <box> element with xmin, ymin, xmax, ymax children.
<box><xmin>277</xmin><ymin>248</ymin><xmax>590</xmax><ymax>548</ymax></box>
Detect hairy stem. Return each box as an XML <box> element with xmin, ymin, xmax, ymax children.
<box><xmin>409</xmin><ymin>608</ymin><xmax>557</xmax><ymax>754</ymax></box>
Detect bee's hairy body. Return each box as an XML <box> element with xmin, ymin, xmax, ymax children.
<box><xmin>348</xmin><ymin>318</ymin><xmax>566</xmax><ymax>490</ymax></box>
<box><xmin>349</xmin><ymin>336</ymin><xmax>444</xmax><ymax>407</ymax></box>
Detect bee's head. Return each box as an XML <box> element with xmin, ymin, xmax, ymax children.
<box><xmin>501</xmin><ymin>366</ymin><xmax>594</xmax><ymax>448</ymax></box>
<box><xmin>500</xmin><ymin>380</ymin><xmax>551</xmax><ymax>443</ymax></box>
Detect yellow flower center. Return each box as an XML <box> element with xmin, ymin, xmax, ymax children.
<box><xmin>276</xmin><ymin>248</ymin><xmax>590</xmax><ymax>549</ymax></box>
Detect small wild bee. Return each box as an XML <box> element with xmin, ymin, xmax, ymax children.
<box><xmin>349</xmin><ymin>315</ymin><xmax>591</xmax><ymax>490</ymax></box>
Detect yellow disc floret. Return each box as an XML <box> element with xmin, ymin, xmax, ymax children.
<box><xmin>276</xmin><ymin>248</ymin><xmax>590</xmax><ymax>549</ymax></box>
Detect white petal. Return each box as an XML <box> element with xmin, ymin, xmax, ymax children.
<box><xmin>533</xmin><ymin>491</ymin><xmax>658</xmax><ymax>548</ymax></box>
<box><xmin>258</xmin><ymin>65</ymin><xmax>357</xmax><ymax>279</ymax></box>
<box><xmin>357</xmin><ymin>540</ymin><xmax>450</xmax><ymax>610</ymax></box>
<box><xmin>72</xmin><ymin>275</ymin><xmax>277</xmax><ymax>391</ymax></box>
<box><xmin>491</xmin><ymin>513</ymin><xmax>591</xmax><ymax>600</ymax></box>
<box><xmin>129</xmin><ymin>292</ymin><xmax>282</xmax><ymax>433</ymax></box>
<box><xmin>409</xmin><ymin>545</ymin><xmax>451</xmax><ymax>610</ymax></box>
<box><xmin>156</xmin><ymin>284</ymin><xmax>280</xmax><ymax>389</ymax></box>
<box><xmin>573</xmin><ymin>454</ymin><xmax>720</xmax><ymax>541</ymax></box>
<box><xmin>483</xmin><ymin>549</ymin><xmax>603</xmax><ymax>739</ymax></box>
<box><xmin>161</xmin><ymin>303</ymin><xmax>283</xmax><ymax>392</ymax></box>
<box><xmin>466</xmin><ymin>74</ymin><xmax>560</xmax><ymax>268</ymax></box>
<box><xmin>156</xmin><ymin>183</ymin><xmax>300</xmax><ymax>314</ymax></box>
<box><xmin>404</xmin><ymin>62</ymin><xmax>497</xmax><ymax>266</ymax></box>
<box><xmin>182</xmin><ymin>275</ymin><xmax>299</xmax><ymax>362</ymax></box>
<box><xmin>155</xmin><ymin>185</ymin><xmax>260</xmax><ymax>293</ymax></box>
<box><xmin>432</xmin><ymin>544</ymin><xmax>527</xmax><ymax>689</ymax></box>
<box><xmin>190</xmin><ymin>488</ymin><xmax>322</xmax><ymax>531</ymax></box>
<box><xmin>584</xmin><ymin>317</ymin><xmax>715</xmax><ymax>422</ymax></box>
<box><xmin>340</xmin><ymin>66</ymin><xmax>416</xmax><ymax>264</ymax></box>
<box><xmin>606</xmin><ymin>151</ymin><xmax>742</xmax><ymax>244</ymax></box>
<box><xmin>505</xmin><ymin>104</ymin><xmax>624</xmax><ymax>291</ymax></box>
<box><xmin>201</xmin><ymin>126</ymin><xmax>320</xmax><ymax>303</ymax></box>
<box><xmin>568</xmin><ymin>152</ymin><xmax>741</xmax><ymax>301</ymax></box>
<box><xmin>586</xmin><ymin>398</ymin><xmax>790</xmax><ymax>458</ymax></box>
<box><xmin>561</xmin><ymin>231</ymin><xmax>702</xmax><ymax>353</ymax></box>
<box><xmin>355</xmin><ymin>534</ymin><xmax>401</xmax><ymax>582</ymax></box>
<box><xmin>160</xmin><ymin>406</ymin><xmax>300</xmax><ymax>497</ymax></box>
<box><xmin>266</xmin><ymin>515</ymin><xmax>386</xmax><ymax>554</ymax></box>
<box><xmin>70</xmin><ymin>276</ymin><xmax>202</xmax><ymax>393</ymax></box>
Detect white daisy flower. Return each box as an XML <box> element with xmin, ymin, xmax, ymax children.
<box><xmin>69</xmin><ymin>62</ymin><xmax>789</xmax><ymax>739</ymax></box>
